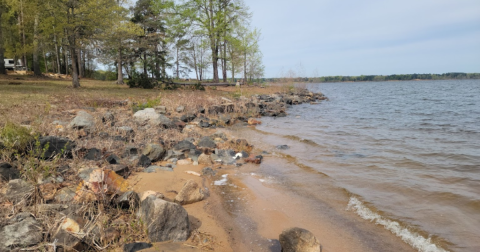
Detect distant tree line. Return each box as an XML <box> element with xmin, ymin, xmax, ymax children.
<box><xmin>265</xmin><ymin>72</ymin><xmax>480</xmax><ymax>83</ymax></box>
<box><xmin>0</xmin><ymin>0</ymin><xmax>265</xmax><ymax>87</ymax></box>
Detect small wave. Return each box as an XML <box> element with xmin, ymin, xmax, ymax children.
<box><xmin>347</xmin><ymin>197</ymin><xmax>449</xmax><ymax>252</ymax></box>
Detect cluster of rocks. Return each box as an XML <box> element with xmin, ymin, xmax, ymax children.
<box><xmin>0</xmin><ymin>88</ymin><xmax>327</xmax><ymax>251</ymax></box>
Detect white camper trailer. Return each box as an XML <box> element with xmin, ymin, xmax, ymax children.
<box><xmin>3</xmin><ymin>59</ymin><xmax>23</xmax><ymax>70</ymax></box>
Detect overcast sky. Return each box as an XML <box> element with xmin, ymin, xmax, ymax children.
<box><xmin>244</xmin><ymin>0</ymin><xmax>480</xmax><ymax>77</ymax></box>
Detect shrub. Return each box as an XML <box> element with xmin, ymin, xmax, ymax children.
<box><xmin>127</xmin><ymin>73</ymin><xmax>156</xmax><ymax>89</ymax></box>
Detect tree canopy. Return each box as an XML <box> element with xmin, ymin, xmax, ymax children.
<box><xmin>0</xmin><ymin>0</ymin><xmax>265</xmax><ymax>87</ymax></box>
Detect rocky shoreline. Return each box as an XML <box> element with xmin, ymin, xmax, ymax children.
<box><xmin>0</xmin><ymin>88</ymin><xmax>327</xmax><ymax>252</ymax></box>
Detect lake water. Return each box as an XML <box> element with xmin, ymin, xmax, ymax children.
<box><xmin>249</xmin><ymin>80</ymin><xmax>480</xmax><ymax>252</ymax></box>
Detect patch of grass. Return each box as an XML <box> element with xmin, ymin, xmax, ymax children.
<box><xmin>0</xmin><ymin>122</ymin><xmax>36</xmax><ymax>160</ymax></box>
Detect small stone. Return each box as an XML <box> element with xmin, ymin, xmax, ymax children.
<box><xmin>176</xmin><ymin>106</ymin><xmax>185</xmax><ymax>113</ymax></box>
<box><xmin>279</xmin><ymin>227</ymin><xmax>321</xmax><ymax>252</ymax></box>
<box><xmin>102</xmin><ymin>111</ymin><xmax>115</xmax><ymax>124</ymax></box>
<box><xmin>106</xmin><ymin>154</ymin><xmax>121</xmax><ymax>164</ymax></box>
<box><xmin>123</xmin><ymin>242</ymin><xmax>153</xmax><ymax>252</ymax></box>
<box><xmin>154</xmin><ymin>106</ymin><xmax>167</xmax><ymax>114</ymax></box>
<box><xmin>137</xmin><ymin>155</ymin><xmax>151</xmax><ymax>168</ymax></box>
<box><xmin>245</xmin><ymin>154</ymin><xmax>263</xmax><ymax>164</ymax></box>
<box><xmin>177</xmin><ymin>159</ymin><xmax>192</xmax><ymax>165</ymax></box>
<box><xmin>201</xmin><ymin>167</ymin><xmax>216</xmax><ymax>176</ymax></box>
<box><xmin>198</xmin><ymin>154</ymin><xmax>212</xmax><ymax>165</ymax></box>
<box><xmin>38</xmin><ymin>136</ymin><xmax>75</xmax><ymax>159</ymax></box>
<box><xmin>116</xmin><ymin>191</ymin><xmax>140</xmax><ymax>209</ymax></box>
<box><xmin>69</xmin><ymin>110</ymin><xmax>95</xmax><ymax>131</ymax></box>
<box><xmin>197</xmin><ymin>136</ymin><xmax>216</xmax><ymax>149</ymax></box>
<box><xmin>173</xmin><ymin>140</ymin><xmax>195</xmax><ymax>152</ymax></box>
<box><xmin>144</xmin><ymin>166</ymin><xmax>173</xmax><ymax>173</ymax></box>
<box><xmin>55</xmin><ymin>186</ymin><xmax>77</xmax><ymax>203</ymax></box>
<box><xmin>107</xmin><ymin>164</ymin><xmax>129</xmax><ymax>177</ymax></box>
<box><xmin>276</xmin><ymin>145</ymin><xmax>290</xmax><ymax>150</ymax></box>
<box><xmin>0</xmin><ymin>162</ymin><xmax>19</xmax><ymax>181</ymax></box>
<box><xmin>142</xmin><ymin>144</ymin><xmax>165</xmax><ymax>162</ymax></box>
<box><xmin>174</xmin><ymin>180</ymin><xmax>205</xmax><ymax>205</ymax></box>
<box><xmin>39</xmin><ymin>183</ymin><xmax>57</xmax><ymax>201</ymax></box>
<box><xmin>140</xmin><ymin>190</ymin><xmax>165</xmax><ymax>201</ymax></box>
<box><xmin>84</xmin><ymin>148</ymin><xmax>102</xmax><ymax>160</ymax></box>
<box><xmin>5</xmin><ymin>179</ymin><xmax>34</xmax><ymax>204</ymax></box>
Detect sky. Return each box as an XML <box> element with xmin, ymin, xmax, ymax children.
<box><xmin>244</xmin><ymin>0</ymin><xmax>480</xmax><ymax>77</ymax></box>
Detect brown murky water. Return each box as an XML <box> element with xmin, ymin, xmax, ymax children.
<box><xmin>223</xmin><ymin>80</ymin><xmax>480</xmax><ymax>252</ymax></box>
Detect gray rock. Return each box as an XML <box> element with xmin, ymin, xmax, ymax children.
<box><xmin>138</xmin><ymin>196</ymin><xmax>190</xmax><ymax>242</ymax></box>
<box><xmin>39</xmin><ymin>136</ymin><xmax>75</xmax><ymax>159</ymax></box>
<box><xmin>201</xmin><ymin>167</ymin><xmax>216</xmax><ymax>176</ymax></box>
<box><xmin>180</xmin><ymin>114</ymin><xmax>196</xmax><ymax>122</ymax></box>
<box><xmin>116</xmin><ymin>126</ymin><xmax>135</xmax><ymax>136</ymax></box>
<box><xmin>197</xmin><ymin>136</ymin><xmax>216</xmax><ymax>149</ymax></box>
<box><xmin>173</xmin><ymin>140</ymin><xmax>195</xmax><ymax>152</ymax></box>
<box><xmin>157</xmin><ymin>114</ymin><xmax>175</xmax><ymax>128</ymax></box>
<box><xmin>142</xmin><ymin>144</ymin><xmax>165</xmax><ymax>162</ymax></box>
<box><xmin>279</xmin><ymin>227</ymin><xmax>321</xmax><ymax>252</ymax></box>
<box><xmin>102</xmin><ymin>111</ymin><xmax>115</xmax><ymax>124</ymax></box>
<box><xmin>163</xmin><ymin>150</ymin><xmax>185</xmax><ymax>161</ymax></box>
<box><xmin>123</xmin><ymin>146</ymin><xmax>139</xmax><ymax>157</ymax></box>
<box><xmin>137</xmin><ymin>155</ymin><xmax>151</xmax><ymax>168</ymax></box>
<box><xmin>5</xmin><ymin>179</ymin><xmax>34</xmax><ymax>204</ymax></box>
<box><xmin>133</xmin><ymin>108</ymin><xmax>159</xmax><ymax>123</ymax></box>
<box><xmin>107</xmin><ymin>164</ymin><xmax>129</xmax><ymax>177</ymax></box>
<box><xmin>107</xmin><ymin>154</ymin><xmax>121</xmax><ymax>164</ymax></box>
<box><xmin>176</xmin><ymin>106</ymin><xmax>185</xmax><ymax>113</ymax></box>
<box><xmin>144</xmin><ymin>166</ymin><xmax>173</xmax><ymax>173</ymax></box>
<box><xmin>276</xmin><ymin>145</ymin><xmax>290</xmax><ymax>150</ymax></box>
<box><xmin>154</xmin><ymin>106</ymin><xmax>167</xmax><ymax>114</ymax></box>
<box><xmin>84</xmin><ymin>148</ymin><xmax>102</xmax><ymax>160</ymax></box>
<box><xmin>69</xmin><ymin>110</ymin><xmax>95</xmax><ymax>131</ymax></box>
<box><xmin>54</xmin><ymin>186</ymin><xmax>77</xmax><ymax>203</ymax></box>
<box><xmin>174</xmin><ymin>180</ymin><xmax>205</xmax><ymax>205</ymax></box>
<box><xmin>0</xmin><ymin>162</ymin><xmax>19</xmax><ymax>181</ymax></box>
<box><xmin>116</xmin><ymin>191</ymin><xmax>140</xmax><ymax>209</ymax></box>
<box><xmin>124</xmin><ymin>242</ymin><xmax>153</xmax><ymax>252</ymax></box>
<box><xmin>0</xmin><ymin>213</ymin><xmax>43</xmax><ymax>251</ymax></box>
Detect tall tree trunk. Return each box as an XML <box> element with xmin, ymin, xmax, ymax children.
<box><xmin>54</xmin><ymin>29</ymin><xmax>61</xmax><ymax>74</ymax></box>
<box><xmin>43</xmin><ymin>47</ymin><xmax>48</xmax><ymax>73</ymax></box>
<box><xmin>69</xmin><ymin>41</ymin><xmax>80</xmax><ymax>87</ymax></box>
<box><xmin>77</xmin><ymin>48</ymin><xmax>83</xmax><ymax>78</ymax></box>
<box><xmin>176</xmin><ymin>47</ymin><xmax>179</xmax><ymax>79</ymax></box>
<box><xmin>192</xmin><ymin>44</ymin><xmax>198</xmax><ymax>81</ymax></box>
<box><xmin>0</xmin><ymin>6</ymin><xmax>5</xmax><ymax>75</ymax></box>
<box><xmin>143</xmin><ymin>51</ymin><xmax>147</xmax><ymax>76</ymax></box>
<box><xmin>117</xmin><ymin>47</ymin><xmax>123</xmax><ymax>84</ymax></box>
<box><xmin>33</xmin><ymin>13</ymin><xmax>41</xmax><ymax>76</ymax></box>
<box><xmin>64</xmin><ymin>47</ymin><xmax>68</xmax><ymax>75</ymax></box>
<box><xmin>222</xmin><ymin>40</ymin><xmax>227</xmax><ymax>82</ymax></box>
<box><xmin>244</xmin><ymin>50</ymin><xmax>247</xmax><ymax>84</ymax></box>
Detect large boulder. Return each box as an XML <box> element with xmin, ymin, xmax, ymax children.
<box><xmin>138</xmin><ymin>195</ymin><xmax>189</xmax><ymax>242</ymax></box>
<box><xmin>142</xmin><ymin>144</ymin><xmax>165</xmax><ymax>162</ymax></box>
<box><xmin>69</xmin><ymin>110</ymin><xmax>95</xmax><ymax>131</ymax></box>
<box><xmin>0</xmin><ymin>213</ymin><xmax>43</xmax><ymax>251</ymax></box>
<box><xmin>0</xmin><ymin>162</ymin><xmax>20</xmax><ymax>181</ymax></box>
<box><xmin>279</xmin><ymin>227</ymin><xmax>321</xmax><ymax>252</ymax></box>
<box><xmin>5</xmin><ymin>179</ymin><xmax>34</xmax><ymax>204</ymax></box>
<box><xmin>174</xmin><ymin>180</ymin><xmax>205</xmax><ymax>205</ymax></box>
<box><xmin>38</xmin><ymin>136</ymin><xmax>75</xmax><ymax>159</ymax></box>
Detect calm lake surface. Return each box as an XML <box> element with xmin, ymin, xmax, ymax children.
<box><xmin>252</xmin><ymin>79</ymin><xmax>480</xmax><ymax>252</ymax></box>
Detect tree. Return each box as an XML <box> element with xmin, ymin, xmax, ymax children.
<box><xmin>0</xmin><ymin>0</ymin><xmax>6</xmax><ymax>74</ymax></box>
